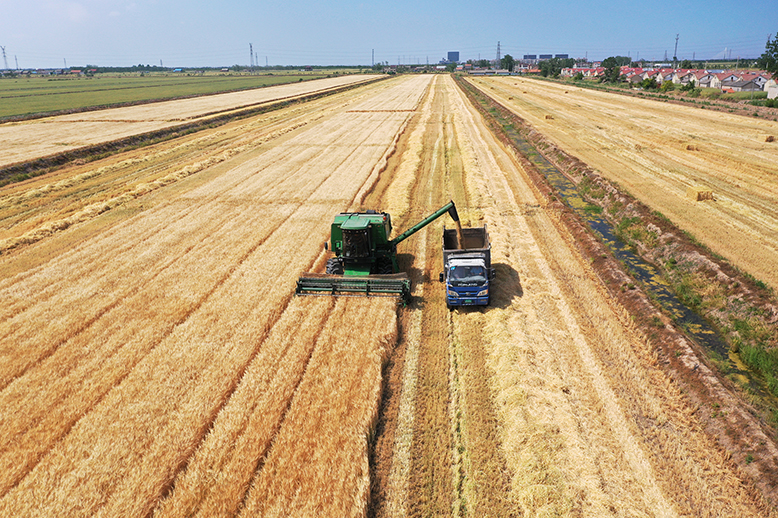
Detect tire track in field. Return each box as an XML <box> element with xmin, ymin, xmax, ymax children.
<box><xmin>366</xmin><ymin>77</ymin><xmax>437</xmax><ymax>518</ymax></box>
<box><xmin>404</xmin><ymin>79</ymin><xmax>456</xmax><ymax>517</ymax></box>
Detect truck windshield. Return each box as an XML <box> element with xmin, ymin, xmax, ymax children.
<box><xmin>449</xmin><ymin>265</ymin><xmax>486</xmax><ymax>285</ymax></box>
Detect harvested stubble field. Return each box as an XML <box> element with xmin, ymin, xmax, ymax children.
<box><xmin>0</xmin><ymin>74</ymin><xmax>378</xmax><ymax>168</ymax></box>
<box><xmin>466</xmin><ymin>75</ymin><xmax>778</xmax><ymax>292</ymax></box>
<box><xmin>0</xmin><ymin>74</ymin><xmax>774</xmax><ymax>517</ymax></box>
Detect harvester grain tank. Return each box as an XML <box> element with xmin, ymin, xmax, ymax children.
<box><xmin>295</xmin><ymin>201</ymin><xmax>461</xmax><ymax>304</ymax></box>
<box><xmin>439</xmin><ymin>224</ymin><xmax>495</xmax><ymax>307</ymax></box>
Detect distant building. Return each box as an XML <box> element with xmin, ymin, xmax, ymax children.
<box><xmin>555</xmin><ymin>54</ymin><xmax>569</xmax><ymax>59</ymax></box>
<box><xmin>766</xmin><ymin>79</ymin><xmax>777</xmax><ymax>99</ymax></box>
<box><xmin>447</xmin><ymin>51</ymin><xmax>460</xmax><ymax>63</ymax></box>
<box><xmin>539</xmin><ymin>54</ymin><xmax>553</xmax><ymax>60</ymax></box>
<box><xmin>523</xmin><ymin>54</ymin><xmax>537</xmax><ymax>60</ymax></box>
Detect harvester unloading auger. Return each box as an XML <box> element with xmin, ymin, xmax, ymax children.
<box><xmin>295</xmin><ymin>201</ymin><xmax>462</xmax><ymax>304</ymax></box>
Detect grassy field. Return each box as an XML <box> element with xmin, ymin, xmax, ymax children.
<box><xmin>0</xmin><ymin>72</ymin><xmax>349</xmax><ymax>119</ymax></box>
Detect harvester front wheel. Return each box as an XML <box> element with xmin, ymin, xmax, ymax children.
<box><xmin>376</xmin><ymin>258</ymin><xmax>393</xmax><ymax>275</ymax></box>
<box><xmin>325</xmin><ymin>258</ymin><xmax>344</xmax><ymax>275</ymax></box>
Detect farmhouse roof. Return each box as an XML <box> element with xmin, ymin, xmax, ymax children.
<box><xmin>715</xmin><ymin>72</ymin><xmax>739</xmax><ymax>81</ymax></box>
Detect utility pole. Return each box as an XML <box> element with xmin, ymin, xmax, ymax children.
<box><xmin>673</xmin><ymin>33</ymin><xmax>679</xmax><ymax>68</ymax></box>
<box><xmin>372</xmin><ymin>49</ymin><xmax>374</xmax><ymax>67</ymax></box>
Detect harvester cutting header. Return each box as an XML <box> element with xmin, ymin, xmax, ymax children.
<box><xmin>295</xmin><ymin>201</ymin><xmax>461</xmax><ymax>303</ymax></box>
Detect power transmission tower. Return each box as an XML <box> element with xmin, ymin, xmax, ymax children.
<box><xmin>496</xmin><ymin>41</ymin><xmax>501</xmax><ymax>67</ymax></box>
<box><xmin>249</xmin><ymin>43</ymin><xmax>254</xmax><ymax>68</ymax></box>
<box><xmin>0</xmin><ymin>46</ymin><xmax>8</xmax><ymax>71</ymax></box>
<box><xmin>673</xmin><ymin>33</ymin><xmax>679</xmax><ymax>68</ymax></box>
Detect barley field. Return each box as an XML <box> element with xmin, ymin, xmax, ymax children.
<box><xmin>0</xmin><ymin>74</ymin><xmax>774</xmax><ymax>516</ymax></box>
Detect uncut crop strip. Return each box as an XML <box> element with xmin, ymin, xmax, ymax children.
<box><xmin>151</xmin><ymin>296</ymin><xmax>335</xmax><ymax>517</ymax></box>
<box><xmin>449</xmin><ymin>74</ymin><xmax>766</xmax><ymax>515</ymax></box>
<box><xmin>0</xmin><ymin>75</ymin><xmax>432</xmax><ymax>516</ymax></box>
<box><xmin>0</xmin><ymin>108</ymin><xmax>392</xmax><ymax>391</ymax></box>
<box><xmin>237</xmin><ymin>297</ymin><xmax>397</xmax><ymax>517</ymax></box>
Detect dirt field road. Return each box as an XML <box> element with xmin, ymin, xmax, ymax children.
<box><xmin>466</xmin><ymin>75</ymin><xmax>778</xmax><ymax>291</ymax></box>
<box><xmin>0</xmin><ymin>74</ymin><xmax>771</xmax><ymax>516</ymax></box>
<box><xmin>0</xmin><ymin>74</ymin><xmax>378</xmax><ymax>168</ymax></box>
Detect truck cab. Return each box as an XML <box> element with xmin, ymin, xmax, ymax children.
<box><xmin>442</xmin><ymin>258</ymin><xmax>494</xmax><ymax>306</ymax></box>
<box><xmin>439</xmin><ymin>225</ymin><xmax>495</xmax><ymax>307</ymax></box>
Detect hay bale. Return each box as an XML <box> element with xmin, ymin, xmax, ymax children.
<box><xmin>545</xmin><ymin>114</ymin><xmax>554</xmax><ymax>120</ymax></box>
<box><xmin>766</xmin><ymin>135</ymin><xmax>775</xmax><ymax>142</ymax></box>
<box><xmin>687</xmin><ymin>186</ymin><xmax>714</xmax><ymax>201</ymax></box>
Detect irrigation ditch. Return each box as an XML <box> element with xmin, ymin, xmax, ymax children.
<box><xmin>455</xmin><ymin>74</ymin><xmax>778</xmax><ymax>504</ymax></box>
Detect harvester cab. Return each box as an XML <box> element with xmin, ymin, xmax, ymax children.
<box><xmin>296</xmin><ymin>201</ymin><xmax>460</xmax><ymax>304</ymax></box>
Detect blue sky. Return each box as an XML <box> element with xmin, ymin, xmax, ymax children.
<box><xmin>1</xmin><ymin>0</ymin><xmax>773</xmax><ymax>68</ymax></box>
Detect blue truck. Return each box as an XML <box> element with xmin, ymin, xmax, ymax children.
<box><xmin>439</xmin><ymin>225</ymin><xmax>495</xmax><ymax>307</ymax></box>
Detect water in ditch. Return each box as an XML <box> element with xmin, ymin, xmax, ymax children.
<box><xmin>492</xmin><ymin>106</ymin><xmax>770</xmax><ymax>399</ymax></box>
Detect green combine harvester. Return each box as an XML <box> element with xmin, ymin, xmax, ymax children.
<box><xmin>295</xmin><ymin>201</ymin><xmax>460</xmax><ymax>304</ymax></box>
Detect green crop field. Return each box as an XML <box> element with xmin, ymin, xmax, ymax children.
<box><xmin>0</xmin><ymin>72</ymin><xmax>342</xmax><ymax>120</ymax></box>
